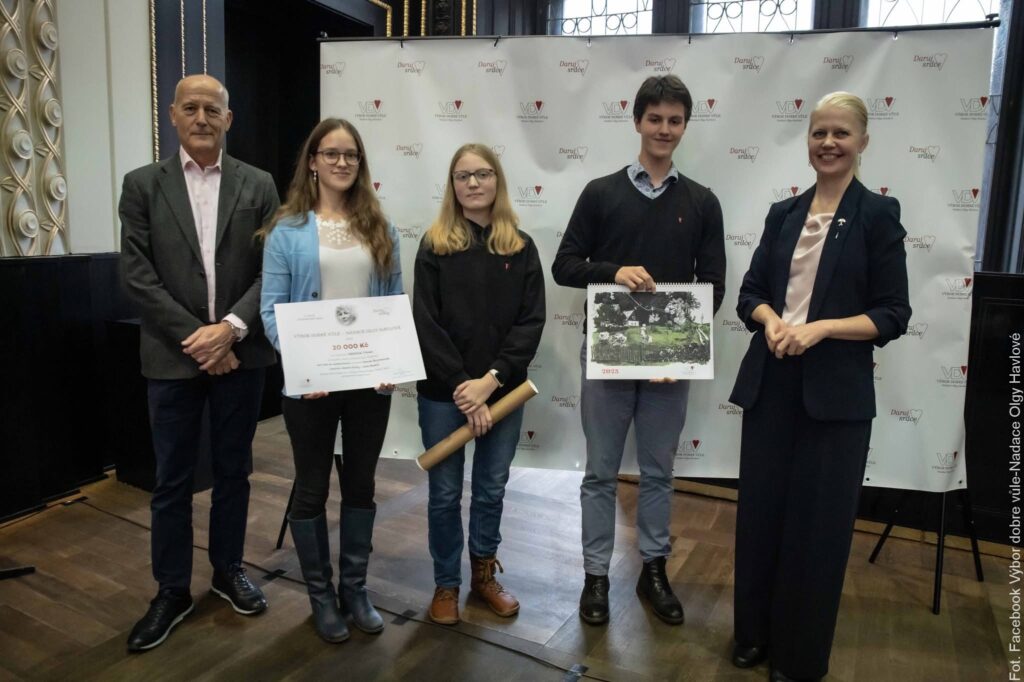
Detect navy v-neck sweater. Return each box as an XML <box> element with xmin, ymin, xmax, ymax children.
<box><xmin>552</xmin><ymin>167</ymin><xmax>726</xmax><ymax>313</ymax></box>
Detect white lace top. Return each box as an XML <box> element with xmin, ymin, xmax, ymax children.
<box><xmin>316</xmin><ymin>215</ymin><xmax>372</xmax><ymax>300</ymax></box>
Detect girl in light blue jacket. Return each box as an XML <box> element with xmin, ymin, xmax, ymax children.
<box><xmin>260</xmin><ymin>118</ymin><xmax>401</xmax><ymax>644</ymax></box>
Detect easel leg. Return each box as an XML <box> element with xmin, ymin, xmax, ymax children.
<box><xmin>869</xmin><ymin>490</ymin><xmax>908</xmax><ymax>564</ymax></box>
<box><xmin>932</xmin><ymin>491</ymin><xmax>948</xmax><ymax>615</ymax></box>
<box><xmin>276</xmin><ymin>485</ymin><xmax>296</xmax><ymax>550</ymax></box>
<box><xmin>958</xmin><ymin>488</ymin><xmax>985</xmax><ymax>582</ymax></box>
<box><xmin>0</xmin><ymin>566</ymin><xmax>35</xmax><ymax>581</ymax></box>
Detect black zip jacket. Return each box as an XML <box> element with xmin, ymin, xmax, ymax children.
<box><xmin>413</xmin><ymin>221</ymin><xmax>546</xmax><ymax>403</ymax></box>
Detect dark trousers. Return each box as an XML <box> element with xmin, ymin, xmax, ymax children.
<box><xmin>147</xmin><ymin>368</ymin><xmax>265</xmax><ymax>593</ymax></box>
<box><xmin>734</xmin><ymin>356</ymin><xmax>870</xmax><ymax>680</ymax></box>
<box><xmin>281</xmin><ymin>388</ymin><xmax>391</xmax><ymax>519</ymax></box>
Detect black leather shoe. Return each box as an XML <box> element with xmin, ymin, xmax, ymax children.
<box><xmin>636</xmin><ymin>556</ymin><xmax>684</xmax><ymax>624</ymax></box>
<box><xmin>732</xmin><ymin>643</ymin><xmax>768</xmax><ymax>668</ymax></box>
<box><xmin>579</xmin><ymin>573</ymin><xmax>610</xmax><ymax>624</ymax></box>
<box><xmin>211</xmin><ymin>565</ymin><xmax>268</xmax><ymax>615</ymax></box>
<box><xmin>126</xmin><ymin>591</ymin><xmax>194</xmax><ymax>652</ymax></box>
<box><xmin>770</xmin><ymin>668</ymin><xmax>819</xmax><ymax>682</ymax></box>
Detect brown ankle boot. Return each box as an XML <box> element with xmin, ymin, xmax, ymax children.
<box><xmin>428</xmin><ymin>586</ymin><xmax>460</xmax><ymax>625</ymax></box>
<box><xmin>470</xmin><ymin>556</ymin><xmax>520</xmax><ymax>617</ymax></box>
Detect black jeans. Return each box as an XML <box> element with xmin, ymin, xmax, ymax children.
<box><xmin>148</xmin><ymin>368</ymin><xmax>265</xmax><ymax>593</ymax></box>
<box><xmin>281</xmin><ymin>388</ymin><xmax>391</xmax><ymax>519</ymax></box>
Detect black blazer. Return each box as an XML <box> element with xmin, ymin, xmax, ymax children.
<box><xmin>119</xmin><ymin>153</ymin><xmax>280</xmax><ymax>380</ymax></box>
<box><xmin>729</xmin><ymin>178</ymin><xmax>911</xmax><ymax>421</ymax></box>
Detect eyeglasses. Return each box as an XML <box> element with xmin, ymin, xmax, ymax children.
<box><xmin>315</xmin><ymin>149</ymin><xmax>362</xmax><ymax>166</ymax></box>
<box><xmin>452</xmin><ymin>169</ymin><xmax>496</xmax><ymax>184</ymax></box>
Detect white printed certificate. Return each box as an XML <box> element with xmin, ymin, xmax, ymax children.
<box><xmin>274</xmin><ymin>295</ymin><xmax>426</xmax><ymax>395</ymax></box>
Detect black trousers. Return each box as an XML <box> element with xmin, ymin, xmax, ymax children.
<box><xmin>148</xmin><ymin>368</ymin><xmax>265</xmax><ymax>593</ymax></box>
<box><xmin>734</xmin><ymin>355</ymin><xmax>870</xmax><ymax>680</ymax></box>
<box><xmin>281</xmin><ymin>388</ymin><xmax>391</xmax><ymax>519</ymax></box>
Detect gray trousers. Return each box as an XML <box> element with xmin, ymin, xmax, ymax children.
<box><xmin>579</xmin><ymin>344</ymin><xmax>690</xmax><ymax>575</ymax></box>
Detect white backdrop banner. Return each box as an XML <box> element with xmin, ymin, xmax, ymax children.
<box><xmin>320</xmin><ymin>29</ymin><xmax>991</xmax><ymax>493</ymax></box>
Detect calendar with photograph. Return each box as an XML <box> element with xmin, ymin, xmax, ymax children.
<box><xmin>586</xmin><ymin>283</ymin><xmax>714</xmax><ymax>380</ymax></box>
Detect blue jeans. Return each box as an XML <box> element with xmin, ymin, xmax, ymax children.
<box><xmin>579</xmin><ymin>343</ymin><xmax>689</xmax><ymax>575</ymax></box>
<box><xmin>418</xmin><ymin>396</ymin><xmax>524</xmax><ymax>588</ymax></box>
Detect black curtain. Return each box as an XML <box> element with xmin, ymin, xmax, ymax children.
<box><xmin>224</xmin><ymin>0</ymin><xmax>372</xmax><ymax>196</ymax></box>
<box><xmin>982</xmin><ymin>2</ymin><xmax>1024</xmax><ymax>272</ymax></box>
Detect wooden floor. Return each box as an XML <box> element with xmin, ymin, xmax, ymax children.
<box><xmin>0</xmin><ymin>416</ymin><xmax>1012</xmax><ymax>681</ymax></box>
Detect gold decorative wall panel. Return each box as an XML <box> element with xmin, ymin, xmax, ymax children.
<box><xmin>0</xmin><ymin>0</ymin><xmax>66</xmax><ymax>256</ymax></box>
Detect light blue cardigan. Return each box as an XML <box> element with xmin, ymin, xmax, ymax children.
<box><xmin>260</xmin><ymin>210</ymin><xmax>403</xmax><ymax>353</ymax></box>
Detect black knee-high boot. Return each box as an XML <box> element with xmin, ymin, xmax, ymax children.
<box><xmin>290</xmin><ymin>513</ymin><xmax>349</xmax><ymax>642</ymax></box>
<box><xmin>338</xmin><ymin>506</ymin><xmax>384</xmax><ymax>633</ymax></box>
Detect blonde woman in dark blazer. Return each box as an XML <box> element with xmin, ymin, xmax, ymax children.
<box><xmin>729</xmin><ymin>92</ymin><xmax>911</xmax><ymax>682</ymax></box>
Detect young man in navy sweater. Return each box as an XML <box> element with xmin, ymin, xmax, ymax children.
<box><xmin>552</xmin><ymin>75</ymin><xmax>726</xmax><ymax>626</ymax></box>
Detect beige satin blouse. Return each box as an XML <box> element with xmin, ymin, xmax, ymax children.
<box><xmin>782</xmin><ymin>212</ymin><xmax>834</xmax><ymax>325</ymax></box>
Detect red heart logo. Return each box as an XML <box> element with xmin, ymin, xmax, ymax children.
<box><xmin>707</xmin><ymin>98</ymin><xmax>716</xmax><ymax>110</ymax></box>
<box><xmin>454</xmin><ymin>100</ymin><xmax>463</xmax><ymax>110</ymax></box>
<box><xmin>373</xmin><ymin>99</ymin><xmax>381</xmax><ymax>109</ymax></box>
<box><xmin>790</xmin><ymin>186</ymin><xmax>798</xmax><ymax>196</ymax></box>
<box><xmin>980</xmin><ymin>96</ymin><xmax>989</xmax><ymax>106</ymax></box>
<box><xmin>535</xmin><ymin>100</ymin><xmax>543</xmax><ymax>110</ymax></box>
<box><xmin>961</xmin><ymin>365</ymin><xmax>968</xmax><ymax>376</ymax></box>
<box><xmin>534</xmin><ymin>185</ymin><xmax>543</xmax><ymax>195</ymax></box>
<box><xmin>619</xmin><ymin>100</ymin><xmax>628</xmax><ymax>110</ymax></box>
<box><xmin>527</xmin><ymin>431</ymin><xmax>535</xmax><ymax>439</ymax></box>
<box><xmin>971</xmin><ymin>188</ymin><xmax>979</xmax><ymax>198</ymax></box>
<box><xmin>964</xmin><ymin>277</ymin><xmax>972</xmax><ymax>287</ymax></box>
<box><xmin>692</xmin><ymin>439</ymin><xmax>701</xmax><ymax>448</ymax></box>
<box><xmin>880</xmin><ymin>187</ymin><xmax>889</xmax><ymax>195</ymax></box>
<box><xmin>373</xmin><ymin>182</ymin><xmax>381</xmax><ymax>191</ymax></box>
<box><xmin>794</xmin><ymin>98</ymin><xmax>804</xmax><ymax>109</ymax></box>
<box><xmin>884</xmin><ymin>96</ymin><xmax>894</xmax><ymax>107</ymax></box>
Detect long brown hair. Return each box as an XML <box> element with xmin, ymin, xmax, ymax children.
<box><xmin>258</xmin><ymin>118</ymin><xmax>392</xmax><ymax>274</ymax></box>
<box><xmin>424</xmin><ymin>143</ymin><xmax>524</xmax><ymax>256</ymax></box>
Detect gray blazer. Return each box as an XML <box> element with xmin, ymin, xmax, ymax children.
<box><xmin>119</xmin><ymin>152</ymin><xmax>280</xmax><ymax>379</ymax></box>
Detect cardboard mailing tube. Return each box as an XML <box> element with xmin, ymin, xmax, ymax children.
<box><xmin>415</xmin><ymin>380</ymin><xmax>539</xmax><ymax>471</ymax></box>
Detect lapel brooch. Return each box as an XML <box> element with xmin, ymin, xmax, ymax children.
<box><xmin>834</xmin><ymin>217</ymin><xmax>846</xmax><ymax>238</ymax></box>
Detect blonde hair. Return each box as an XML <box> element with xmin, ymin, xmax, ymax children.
<box><xmin>809</xmin><ymin>91</ymin><xmax>869</xmax><ymax>178</ymax></box>
<box><xmin>425</xmin><ymin>144</ymin><xmax>524</xmax><ymax>256</ymax></box>
<box><xmin>257</xmin><ymin>118</ymin><xmax>392</xmax><ymax>274</ymax></box>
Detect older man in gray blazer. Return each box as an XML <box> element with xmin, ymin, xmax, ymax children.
<box><xmin>120</xmin><ymin>74</ymin><xmax>279</xmax><ymax>652</ymax></box>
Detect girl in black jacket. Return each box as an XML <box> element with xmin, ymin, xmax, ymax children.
<box><xmin>413</xmin><ymin>143</ymin><xmax>545</xmax><ymax>626</ymax></box>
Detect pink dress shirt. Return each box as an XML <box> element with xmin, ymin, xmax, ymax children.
<box><xmin>180</xmin><ymin>148</ymin><xmax>247</xmax><ymax>337</ymax></box>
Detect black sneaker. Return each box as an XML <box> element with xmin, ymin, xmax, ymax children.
<box><xmin>211</xmin><ymin>564</ymin><xmax>268</xmax><ymax>615</ymax></box>
<box><xmin>126</xmin><ymin>591</ymin><xmax>194</xmax><ymax>652</ymax></box>
<box><xmin>579</xmin><ymin>573</ymin><xmax>610</xmax><ymax>624</ymax></box>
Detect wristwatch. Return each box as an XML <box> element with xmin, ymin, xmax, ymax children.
<box><xmin>223</xmin><ymin>318</ymin><xmax>242</xmax><ymax>342</ymax></box>
<box><xmin>488</xmin><ymin>368</ymin><xmax>504</xmax><ymax>387</ymax></box>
